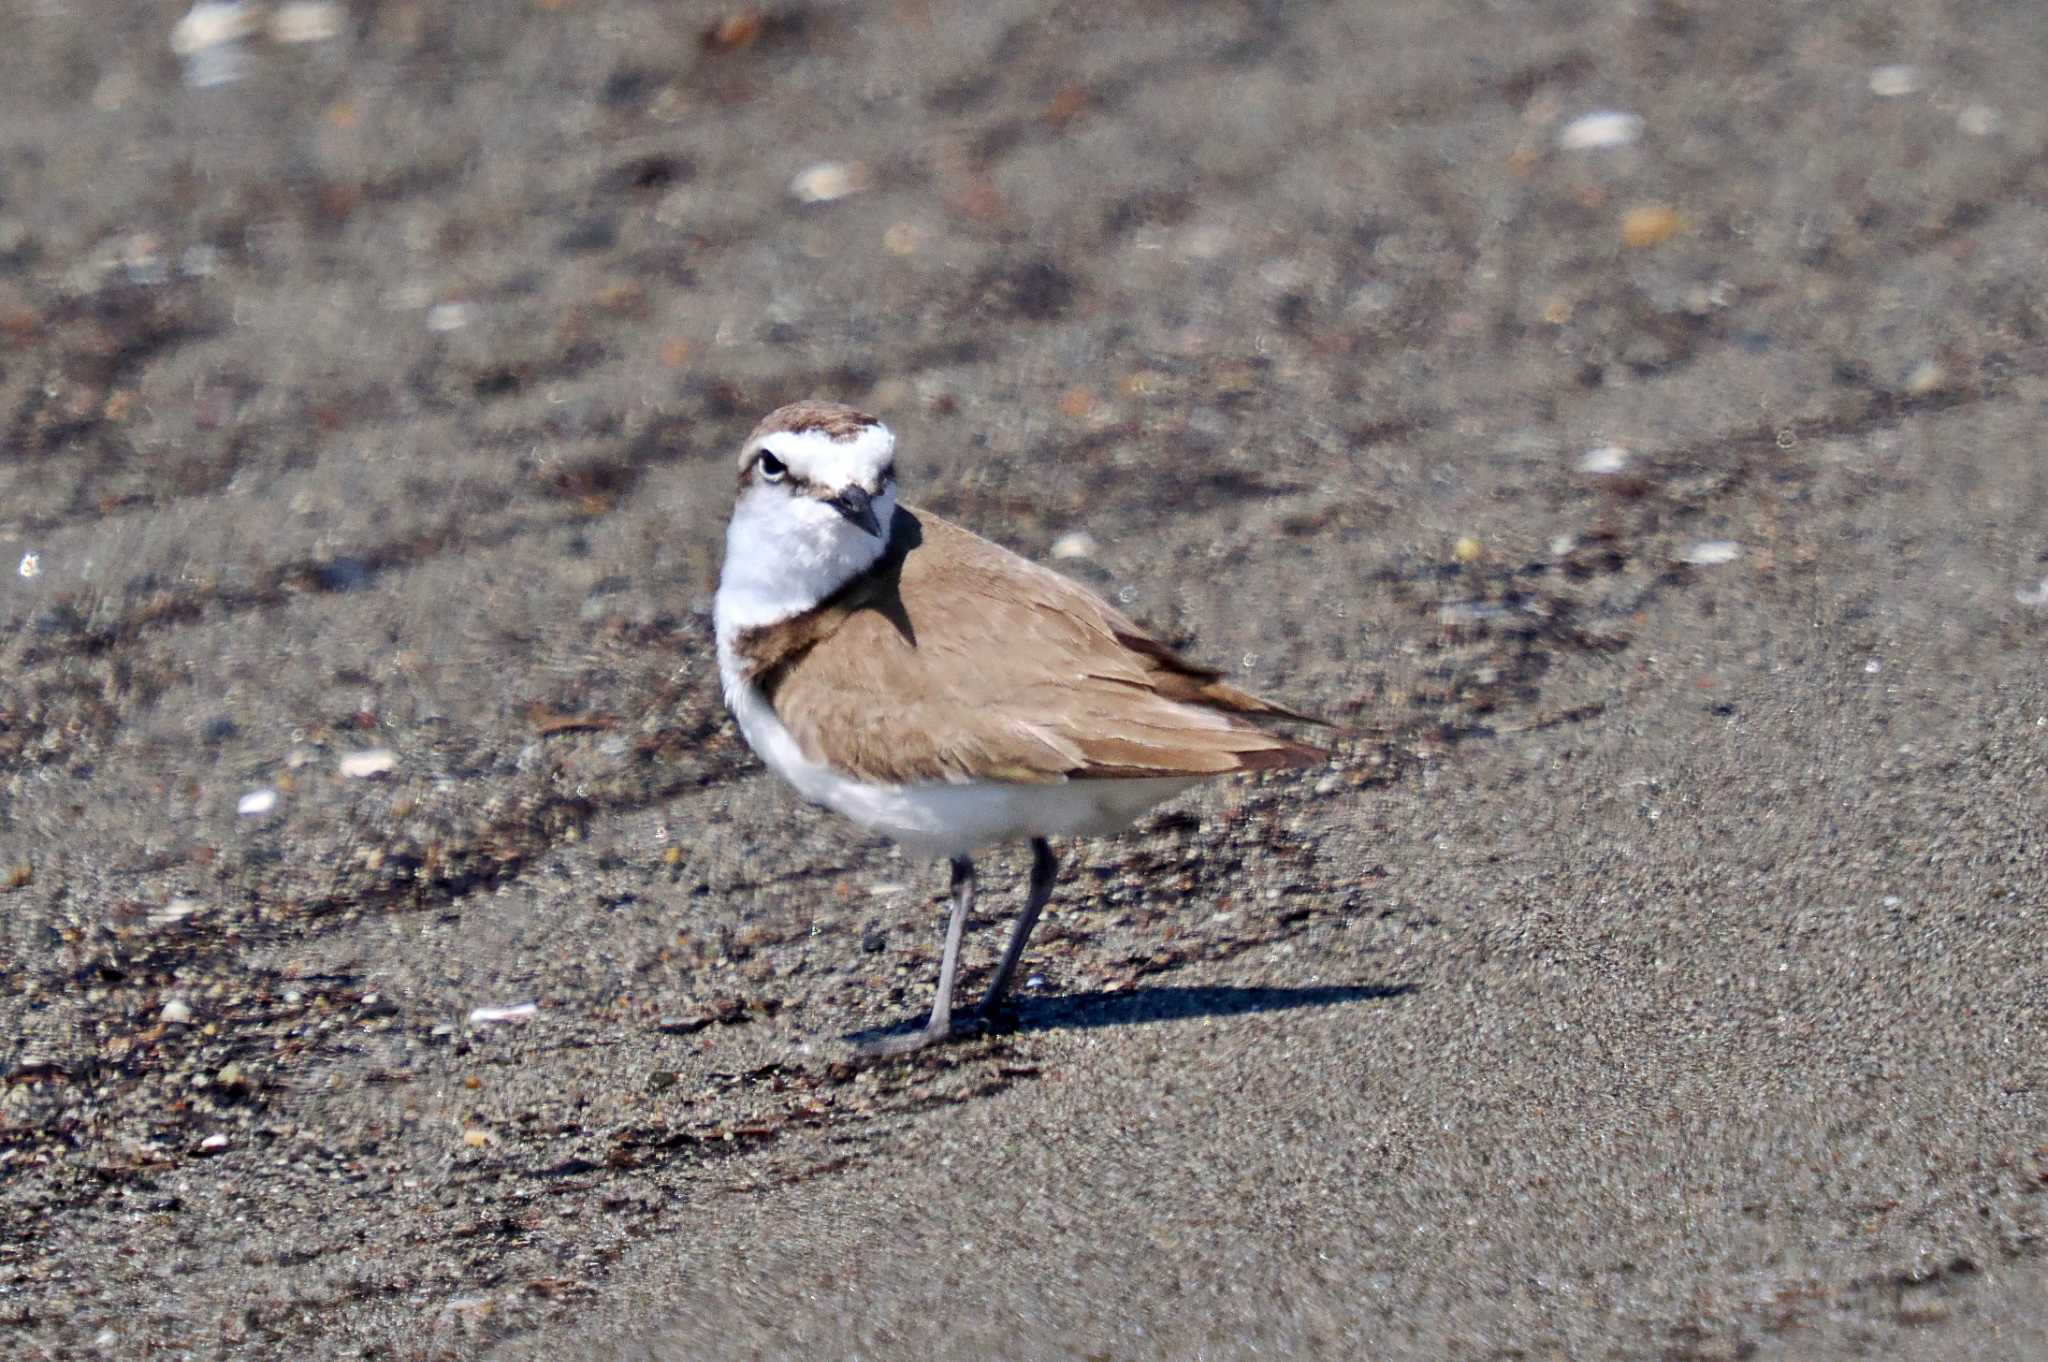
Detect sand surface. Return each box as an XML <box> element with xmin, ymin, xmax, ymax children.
<box><xmin>3</xmin><ymin>2</ymin><xmax>2044</xmax><ymax>1358</ymax></box>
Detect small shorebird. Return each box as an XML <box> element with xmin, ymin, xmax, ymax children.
<box><xmin>713</xmin><ymin>400</ymin><xmax>1325</xmax><ymax>1054</ymax></box>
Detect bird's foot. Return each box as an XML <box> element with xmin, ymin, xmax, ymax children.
<box><xmin>966</xmin><ymin>997</ymin><xmax>1022</xmax><ymax>1034</ymax></box>
<box><xmin>848</xmin><ymin>1010</ymin><xmax>992</xmax><ymax>1059</ymax></box>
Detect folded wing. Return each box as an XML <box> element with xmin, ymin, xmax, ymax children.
<box><xmin>737</xmin><ymin>508</ymin><xmax>1326</xmax><ymax>786</ymax></box>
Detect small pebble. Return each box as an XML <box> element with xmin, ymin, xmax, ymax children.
<box><xmin>160</xmin><ymin>998</ymin><xmax>194</xmax><ymax>1025</ymax></box>
<box><xmin>1901</xmin><ymin>359</ymin><xmax>1947</xmax><ymax>397</ymax></box>
<box><xmin>1869</xmin><ymin>65</ymin><xmax>1921</xmax><ymax>98</ymax></box>
<box><xmin>1957</xmin><ymin>104</ymin><xmax>1999</xmax><ymax>137</ymax></box>
<box><xmin>2015</xmin><ymin>577</ymin><xmax>2048</xmax><ymax>608</ymax></box>
<box><xmin>338</xmin><ymin>748</ymin><xmax>397</xmax><ymax>779</ymax></box>
<box><xmin>17</xmin><ymin>552</ymin><xmax>39</xmax><ymax>580</ymax></box>
<box><xmin>269</xmin><ymin>1</ymin><xmax>342</xmax><ymax>44</ymax></box>
<box><xmin>1452</xmin><ymin>536</ymin><xmax>1483</xmax><ymax>564</ymax></box>
<box><xmin>1578</xmin><ymin>445</ymin><xmax>1631</xmax><ymax>475</ymax></box>
<box><xmin>469</xmin><ymin>1002</ymin><xmax>539</xmax><ymax>1024</ymax></box>
<box><xmin>1558</xmin><ymin>111</ymin><xmax>1642</xmax><ymax>151</ymax></box>
<box><xmin>462</xmin><ymin>1128</ymin><xmax>490</xmax><ymax>1148</ymax></box>
<box><xmin>196</xmin><ymin>1133</ymin><xmax>229</xmax><ymax>1155</ymax></box>
<box><xmin>216</xmin><ymin>1063</ymin><xmax>248</xmax><ymax>1091</ymax></box>
<box><xmin>1864</xmin><ymin>659</ymin><xmax>1883</xmax><ymax>675</ymax></box>
<box><xmin>1681</xmin><ymin>541</ymin><xmax>1742</xmax><ymax>566</ymax></box>
<box><xmin>1050</xmin><ymin>531</ymin><xmax>1098</xmax><ymax>561</ymax></box>
<box><xmin>882</xmin><ymin>222</ymin><xmax>926</xmax><ymax>255</ymax></box>
<box><xmin>789</xmin><ymin>162</ymin><xmax>869</xmax><ymax>204</ymax></box>
<box><xmin>237</xmin><ymin>788</ymin><xmax>279</xmax><ymax>817</ymax></box>
<box><xmin>1620</xmin><ymin>203</ymin><xmax>1680</xmax><ymax>248</ymax></box>
<box><xmin>425</xmin><ymin>302</ymin><xmax>474</xmax><ymax>333</ymax></box>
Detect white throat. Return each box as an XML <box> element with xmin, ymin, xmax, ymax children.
<box><xmin>713</xmin><ymin>484</ymin><xmax>897</xmax><ymax>642</ymax></box>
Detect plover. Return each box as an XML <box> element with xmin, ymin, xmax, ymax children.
<box><xmin>713</xmin><ymin>400</ymin><xmax>1325</xmax><ymax>1053</ymax></box>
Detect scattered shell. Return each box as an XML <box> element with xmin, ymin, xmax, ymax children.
<box><xmin>425</xmin><ymin>302</ymin><xmax>474</xmax><ymax>333</ymax></box>
<box><xmin>338</xmin><ymin>748</ymin><xmax>397</xmax><ymax>779</ymax></box>
<box><xmin>1680</xmin><ymin>540</ymin><xmax>1742</xmax><ymax>566</ymax></box>
<box><xmin>1578</xmin><ymin>445</ymin><xmax>1631</xmax><ymax>475</ymax></box>
<box><xmin>468</xmin><ymin>1002</ymin><xmax>539</xmax><ymax>1025</ymax></box>
<box><xmin>1558</xmin><ymin>111</ymin><xmax>1642</xmax><ymax>151</ymax></box>
<box><xmin>17</xmin><ymin>552</ymin><xmax>40</xmax><ymax>579</ymax></box>
<box><xmin>2015</xmin><ymin>577</ymin><xmax>2048</xmax><ymax>608</ymax></box>
<box><xmin>149</xmin><ymin>898</ymin><xmax>204</xmax><ymax>928</ymax></box>
<box><xmin>1869</xmin><ymin>65</ymin><xmax>1921</xmax><ymax>98</ymax></box>
<box><xmin>196</xmin><ymin>1133</ymin><xmax>230</xmax><ymax>1155</ymax></box>
<box><xmin>789</xmin><ymin>161</ymin><xmax>870</xmax><ymax>204</ymax></box>
<box><xmin>269</xmin><ymin>1</ymin><xmax>342</xmax><ymax>44</ymax></box>
<box><xmin>1050</xmin><ymin>531</ymin><xmax>1098</xmax><ymax>560</ymax></box>
<box><xmin>1620</xmin><ymin>203</ymin><xmax>1680</xmax><ymax>248</ymax></box>
<box><xmin>237</xmin><ymin>788</ymin><xmax>279</xmax><ymax>817</ymax></box>
<box><xmin>160</xmin><ymin>998</ymin><xmax>195</xmax><ymax>1025</ymax></box>
<box><xmin>1864</xmin><ymin>659</ymin><xmax>1883</xmax><ymax>675</ymax></box>
<box><xmin>1958</xmin><ymin>104</ymin><xmax>1999</xmax><ymax>137</ymax></box>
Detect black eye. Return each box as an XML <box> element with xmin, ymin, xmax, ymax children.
<box><xmin>756</xmin><ymin>450</ymin><xmax>787</xmax><ymax>481</ymax></box>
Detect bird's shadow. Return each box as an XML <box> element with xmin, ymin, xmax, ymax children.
<box><xmin>1009</xmin><ymin>981</ymin><xmax>1414</xmax><ymax>1032</ymax></box>
<box><xmin>842</xmin><ymin>981</ymin><xmax>1412</xmax><ymax>1052</ymax></box>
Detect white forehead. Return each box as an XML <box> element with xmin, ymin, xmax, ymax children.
<box><xmin>758</xmin><ymin>424</ymin><xmax>895</xmax><ymax>486</ymax></box>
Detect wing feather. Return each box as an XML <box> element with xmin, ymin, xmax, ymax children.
<box><xmin>735</xmin><ymin>507</ymin><xmax>1326</xmax><ymax>785</ymax></box>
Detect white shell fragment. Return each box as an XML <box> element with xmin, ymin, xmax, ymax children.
<box><xmin>1577</xmin><ymin>445</ymin><xmax>1631</xmax><ymax>475</ymax></box>
<box><xmin>1680</xmin><ymin>541</ymin><xmax>1742</xmax><ymax>566</ymax></box>
<box><xmin>170</xmin><ymin>1</ymin><xmax>260</xmax><ymax>55</ymax></box>
<box><xmin>17</xmin><ymin>552</ymin><xmax>39</xmax><ymax>579</ymax></box>
<box><xmin>149</xmin><ymin>898</ymin><xmax>204</xmax><ymax>928</ymax></box>
<box><xmin>1869</xmin><ymin>65</ymin><xmax>1922</xmax><ymax>98</ymax></box>
<box><xmin>2015</xmin><ymin>577</ymin><xmax>2048</xmax><ymax>608</ymax></box>
<box><xmin>1050</xmin><ymin>531</ymin><xmax>1099</xmax><ymax>560</ymax></box>
<box><xmin>468</xmin><ymin>1002</ymin><xmax>540</xmax><ymax>1025</ymax></box>
<box><xmin>237</xmin><ymin>788</ymin><xmax>280</xmax><ymax>817</ymax></box>
<box><xmin>1558</xmin><ymin>111</ymin><xmax>1643</xmax><ymax>151</ymax></box>
<box><xmin>338</xmin><ymin>748</ymin><xmax>398</xmax><ymax>779</ymax></box>
<box><xmin>171</xmin><ymin>2</ymin><xmax>260</xmax><ymax>87</ymax></box>
<box><xmin>789</xmin><ymin>161</ymin><xmax>870</xmax><ymax>204</ymax></box>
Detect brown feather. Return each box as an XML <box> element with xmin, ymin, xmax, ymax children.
<box><xmin>733</xmin><ymin>507</ymin><xmax>1327</xmax><ymax>785</ymax></box>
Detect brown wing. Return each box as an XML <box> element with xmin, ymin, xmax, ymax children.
<box><xmin>735</xmin><ymin>507</ymin><xmax>1326</xmax><ymax>786</ymax></box>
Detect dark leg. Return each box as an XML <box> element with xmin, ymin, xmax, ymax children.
<box><xmin>858</xmin><ymin>856</ymin><xmax>974</xmax><ymax>1057</ymax></box>
<box><xmin>973</xmin><ymin>838</ymin><xmax>1058</xmax><ymax>1021</ymax></box>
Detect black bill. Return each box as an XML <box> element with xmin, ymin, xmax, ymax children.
<box><xmin>826</xmin><ymin>485</ymin><xmax>882</xmax><ymax>537</ymax></box>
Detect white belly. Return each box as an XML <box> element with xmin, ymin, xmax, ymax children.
<box><xmin>724</xmin><ymin>675</ymin><xmax>1195</xmax><ymax>858</ymax></box>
